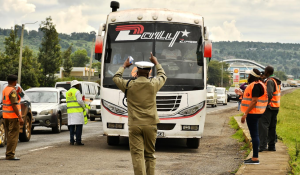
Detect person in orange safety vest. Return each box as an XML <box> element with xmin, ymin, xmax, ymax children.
<box><xmin>239</xmin><ymin>69</ymin><xmax>268</xmax><ymax>165</ymax></box>
<box><xmin>2</xmin><ymin>75</ymin><xmax>24</xmax><ymax>160</ymax></box>
<box><xmin>258</xmin><ymin>66</ymin><xmax>281</xmax><ymax>152</ymax></box>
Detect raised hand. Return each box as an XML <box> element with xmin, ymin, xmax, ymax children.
<box><xmin>149</xmin><ymin>52</ymin><xmax>158</xmax><ymax>65</ymax></box>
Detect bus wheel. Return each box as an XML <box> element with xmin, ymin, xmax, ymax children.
<box><xmin>187</xmin><ymin>138</ymin><xmax>200</xmax><ymax>149</ymax></box>
<box><xmin>107</xmin><ymin>136</ymin><xmax>120</xmax><ymax>145</ymax></box>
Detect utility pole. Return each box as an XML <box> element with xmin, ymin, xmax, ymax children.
<box><xmin>17</xmin><ymin>24</ymin><xmax>24</xmax><ymax>84</ymax></box>
<box><xmin>88</xmin><ymin>38</ymin><xmax>95</xmax><ymax>82</ymax></box>
<box><xmin>221</xmin><ymin>58</ymin><xmax>223</xmax><ymax>87</ymax></box>
<box><xmin>17</xmin><ymin>21</ymin><xmax>38</xmax><ymax>85</ymax></box>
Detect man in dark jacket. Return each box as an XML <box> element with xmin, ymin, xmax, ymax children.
<box><xmin>259</xmin><ymin>66</ymin><xmax>281</xmax><ymax>152</ymax></box>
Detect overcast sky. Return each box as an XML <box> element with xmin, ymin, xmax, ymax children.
<box><xmin>0</xmin><ymin>0</ymin><xmax>299</xmax><ymax>43</ymax></box>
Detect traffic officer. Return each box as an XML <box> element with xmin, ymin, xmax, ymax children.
<box><xmin>2</xmin><ymin>75</ymin><xmax>24</xmax><ymax>160</ymax></box>
<box><xmin>66</xmin><ymin>80</ymin><xmax>85</xmax><ymax>145</ymax></box>
<box><xmin>240</xmin><ymin>69</ymin><xmax>268</xmax><ymax>165</ymax></box>
<box><xmin>113</xmin><ymin>52</ymin><xmax>167</xmax><ymax>175</ymax></box>
<box><xmin>259</xmin><ymin>66</ymin><xmax>281</xmax><ymax>152</ymax></box>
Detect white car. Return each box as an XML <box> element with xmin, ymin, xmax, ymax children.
<box><xmin>89</xmin><ymin>94</ymin><xmax>101</xmax><ymax>121</ymax></box>
<box><xmin>207</xmin><ymin>85</ymin><xmax>217</xmax><ymax>107</ymax></box>
<box><xmin>216</xmin><ymin>87</ymin><xmax>228</xmax><ymax>105</ymax></box>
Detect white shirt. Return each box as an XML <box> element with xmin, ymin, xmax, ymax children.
<box><xmin>68</xmin><ymin>89</ymin><xmax>85</xmax><ymax>125</ymax></box>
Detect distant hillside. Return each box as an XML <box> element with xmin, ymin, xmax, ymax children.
<box><xmin>213</xmin><ymin>41</ymin><xmax>300</xmax><ymax>75</ymax></box>
<box><xmin>1</xmin><ymin>26</ymin><xmax>300</xmax><ymax>77</ymax></box>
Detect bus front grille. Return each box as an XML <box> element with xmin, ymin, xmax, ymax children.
<box><xmin>156</xmin><ymin>95</ymin><xmax>182</xmax><ymax>112</ymax></box>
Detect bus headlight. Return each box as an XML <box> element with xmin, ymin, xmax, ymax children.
<box><xmin>177</xmin><ymin>101</ymin><xmax>205</xmax><ymax>116</ymax></box>
<box><xmin>102</xmin><ymin>99</ymin><xmax>127</xmax><ymax>115</ymax></box>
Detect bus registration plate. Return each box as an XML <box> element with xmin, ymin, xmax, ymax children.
<box><xmin>157</xmin><ymin>131</ymin><xmax>165</xmax><ymax>138</ymax></box>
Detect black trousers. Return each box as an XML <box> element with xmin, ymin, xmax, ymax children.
<box><xmin>258</xmin><ymin>108</ymin><xmax>279</xmax><ymax>148</ymax></box>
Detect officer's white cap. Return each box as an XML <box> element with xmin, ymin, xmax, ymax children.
<box><xmin>71</xmin><ymin>80</ymin><xmax>80</xmax><ymax>87</ymax></box>
<box><xmin>135</xmin><ymin>61</ymin><xmax>154</xmax><ymax>69</ymax></box>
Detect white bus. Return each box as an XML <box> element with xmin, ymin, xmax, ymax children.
<box><xmin>95</xmin><ymin>1</ymin><xmax>212</xmax><ymax>148</ymax></box>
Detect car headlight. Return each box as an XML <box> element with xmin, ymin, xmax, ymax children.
<box><xmin>102</xmin><ymin>100</ymin><xmax>127</xmax><ymax>115</ymax></box>
<box><xmin>207</xmin><ymin>96</ymin><xmax>213</xmax><ymax>99</ymax></box>
<box><xmin>39</xmin><ymin>109</ymin><xmax>53</xmax><ymax>115</ymax></box>
<box><xmin>177</xmin><ymin>101</ymin><xmax>205</xmax><ymax>116</ymax></box>
<box><xmin>90</xmin><ymin>105</ymin><xmax>96</xmax><ymax>110</ymax></box>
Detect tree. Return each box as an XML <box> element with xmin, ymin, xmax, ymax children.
<box><xmin>71</xmin><ymin>49</ymin><xmax>89</xmax><ymax>67</ymax></box>
<box><xmin>38</xmin><ymin>17</ymin><xmax>62</xmax><ymax>87</ymax></box>
<box><xmin>291</xmin><ymin>68</ymin><xmax>300</xmax><ymax>79</ymax></box>
<box><xmin>92</xmin><ymin>61</ymin><xmax>101</xmax><ymax>76</ymax></box>
<box><xmin>0</xmin><ymin>29</ymin><xmax>41</xmax><ymax>89</ymax></box>
<box><xmin>62</xmin><ymin>45</ymin><xmax>73</xmax><ymax>77</ymax></box>
<box><xmin>207</xmin><ymin>60</ymin><xmax>230</xmax><ymax>86</ymax></box>
<box><xmin>274</xmin><ymin>71</ymin><xmax>287</xmax><ymax>81</ymax></box>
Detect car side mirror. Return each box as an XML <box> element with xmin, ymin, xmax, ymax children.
<box><xmin>60</xmin><ymin>99</ymin><xmax>66</xmax><ymax>103</ymax></box>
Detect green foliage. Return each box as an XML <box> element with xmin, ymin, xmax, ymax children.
<box><xmin>207</xmin><ymin>60</ymin><xmax>230</xmax><ymax>86</ymax></box>
<box><xmin>62</xmin><ymin>45</ymin><xmax>73</xmax><ymax>77</ymax></box>
<box><xmin>291</xmin><ymin>68</ymin><xmax>300</xmax><ymax>79</ymax></box>
<box><xmin>92</xmin><ymin>62</ymin><xmax>101</xmax><ymax>69</ymax></box>
<box><xmin>71</xmin><ymin>49</ymin><xmax>89</xmax><ymax>67</ymax></box>
<box><xmin>0</xmin><ymin>29</ymin><xmax>40</xmax><ymax>90</ymax></box>
<box><xmin>276</xmin><ymin>89</ymin><xmax>300</xmax><ymax>174</ymax></box>
<box><xmin>38</xmin><ymin>17</ymin><xmax>62</xmax><ymax>87</ymax></box>
<box><xmin>274</xmin><ymin>71</ymin><xmax>287</xmax><ymax>81</ymax></box>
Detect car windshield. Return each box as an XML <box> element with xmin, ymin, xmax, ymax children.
<box><xmin>229</xmin><ymin>87</ymin><xmax>235</xmax><ymax>92</ymax></box>
<box><xmin>103</xmin><ymin>22</ymin><xmax>204</xmax><ymax>91</ymax></box>
<box><xmin>26</xmin><ymin>91</ymin><xmax>58</xmax><ymax>103</ymax></box>
<box><xmin>216</xmin><ymin>89</ymin><xmax>224</xmax><ymax>94</ymax></box>
<box><xmin>207</xmin><ymin>87</ymin><xmax>214</xmax><ymax>93</ymax></box>
<box><xmin>56</xmin><ymin>83</ymin><xmax>71</xmax><ymax>90</ymax></box>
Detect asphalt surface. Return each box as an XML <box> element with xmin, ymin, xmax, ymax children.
<box><xmin>0</xmin><ymin>86</ymin><xmax>295</xmax><ymax>175</ymax></box>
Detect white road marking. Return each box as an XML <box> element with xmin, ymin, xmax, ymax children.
<box><xmin>29</xmin><ymin>146</ymin><xmax>53</xmax><ymax>152</ymax></box>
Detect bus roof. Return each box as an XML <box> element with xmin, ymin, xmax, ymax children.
<box><xmin>106</xmin><ymin>8</ymin><xmax>204</xmax><ymax>26</ymax></box>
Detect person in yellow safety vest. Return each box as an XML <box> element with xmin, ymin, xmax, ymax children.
<box><xmin>258</xmin><ymin>66</ymin><xmax>281</xmax><ymax>152</ymax></box>
<box><xmin>2</xmin><ymin>75</ymin><xmax>24</xmax><ymax>160</ymax></box>
<box><xmin>66</xmin><ymin>80</ymin><xmax>85</xmax><ymax>146</ymax></box>
<box><xmin>240</xmin><ymin>69</ymin><xmax>268</xmax><ymax>165</ymax></box>
<box><xmin>83</xmin><ymin>104</ymin><xmax>90</xmax><ymax>125</ymax></box>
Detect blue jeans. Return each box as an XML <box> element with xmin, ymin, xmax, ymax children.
<box><xmin>70</xmin><ymin>125</ymin><xmax>83</xmax><ymax>143</ymax></box>
<box><xmin>237</xmin><ymin>101</ymin><xmax>241</xmax><ymax>111</ymax></box>
<box><xmin>246</xmin><ymin>114</ymin><xmax>261</xmax><ymax>158</ymax></box>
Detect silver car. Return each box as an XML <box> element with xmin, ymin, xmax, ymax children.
<box><xmin>25</xmin><ymin>87</ymin><xmax>68</xmax><ymax>133</ymax></box>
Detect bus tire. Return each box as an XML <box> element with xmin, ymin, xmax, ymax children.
<box><xmin>90</xmin><ymin>117</ymin><xmax>95</xmax><ymax>121</ymax></box>
<box><xmin>107</xmin><ymin>136</ymin><xmax>120</xmax><ymax>145</ymax></box>
<box><xmin>187</xmin><ymin>138</ymin><xmax>200</xmax><ymax>149</ymax></box>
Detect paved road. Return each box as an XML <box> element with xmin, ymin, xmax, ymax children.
<box><xmin>0</xmin><ymin>86</ymin><xmax>294</xmax><ymax>158</ymax></box>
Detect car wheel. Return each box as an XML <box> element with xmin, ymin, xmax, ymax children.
<box><xmin>211</xmin><ymin>104</ymin><xmax>214</xmax><ymax>108</ymax></box>
<box><xmin>0</xmin><ymin>119</ymin><xmax>6</xmax><ymax>147</ymax></box>
<box><xmin>228</xmin><ymin>98</ymin><xmax>230</xmax><ymax>102</ymax></box>
<box><xmin>19</xmin><ymin>115</ymin><xmax>31</xmax><ymax>142</ymax></box>
<box><xmin>90</xmin><ymin>117</ymin><xmax>95</xmax><ymax>121</ymax></box>
<box><xmin>186</xmin><ymin>138</ymin><xmax>200</xmax><ymax>148</ymax></box>
<box><xmin>107</xmin><ymin>136</ymin><xmax>120</xmax><ymax>145</ymax></box>
<box><xmin>31</xmin><ymin>126</ymin><xmax>34</xmax><ymax>131</ymax></box>
<box><xmin>52</xmin><ymin>115</ymin><xmax>62</xmax><ymax>133</ymax></box>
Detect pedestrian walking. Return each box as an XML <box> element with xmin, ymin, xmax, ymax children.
<box><xmin>66</xmin><ymin>80</ymin><xmax>86</xmax><ymax>146</ymax></box>
<box><xmin>2</xmin><ymin>75</ymin><xmax>24</xmax><ymax>160</ymax></box>
<box><xmin>239</xmin><ymin>69</ymin><xmax>268</xmax><ymax>165</ymax></box>
<box><xmin>259</xmin><ymin>66</ymin><xmax>281</xmax><ymax>152</ymax></box>
<box><xmin>113</xmin><ymin>52</ymin><xmax>167</xmax><ymax>175</ymax></box>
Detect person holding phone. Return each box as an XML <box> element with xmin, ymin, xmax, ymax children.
<box><xmin>113</xmin><ymin>53</ymin><xmax>167</xmax><ymax>175</ymax></box>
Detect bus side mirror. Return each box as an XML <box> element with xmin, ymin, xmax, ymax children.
<box><xmin>95</xmin><ymin>35</ymin><xmax>103</xmax><ymax>61</ymax></box>
<box><xmin>204</xmin><ymin>40</ymin><xmax>212</xmax><ymax>62</ymax></box>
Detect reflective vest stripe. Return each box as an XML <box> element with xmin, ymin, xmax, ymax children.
<box><xmin>241</xmin><ymin>81</ymin><xmax>268</xmax><ymax>114</ymax></box>
<box><xmin>266</xmin><ymin>78</ymin><xmax>280</xmax><ymax>108</ymax></box>
<box><xmin>66</xmin><ymin>88</ymin><xmax>83</xmax><ymax>114</ymax></box>
<box><xmin>2</xmin><ymin>87</ymin><xmax>21</xmax><ymax>119</ymax></box>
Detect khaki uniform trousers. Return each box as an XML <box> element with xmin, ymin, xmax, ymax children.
<box><xmin>4</xmin><ymin>118</ymin><xmax>19</xmax><ymax>159</ymax></box>
<box><xmin>129</xmin><ymin>125</ymin><xmax>157</xmax><ymax>175</ymax></box>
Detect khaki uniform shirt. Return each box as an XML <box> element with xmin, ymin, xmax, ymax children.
<box><xmin>113</xmin><ymin>64</ymin><xmax>167</xmax><ymax>126</ymax></box>
<box><xmin>8</xmin><ymin>88</ymin><xmax>18</xmax><ymax>104</ymax></box>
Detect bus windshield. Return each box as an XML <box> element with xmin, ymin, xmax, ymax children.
<box><xmin>103</xmin><ymin>22</ymin><xmax>204</xmax><ymax>91</ymax></box>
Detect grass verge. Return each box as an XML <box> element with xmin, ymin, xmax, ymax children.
<box><xmin>276</xmin><ymin>89</ymin><xmax>300</xmax><ymax>174</ymax></box>
<box><xmin>229</xmin><ymin>115</ymin><xmax>251</xmax><ymax>174</ymax></box>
